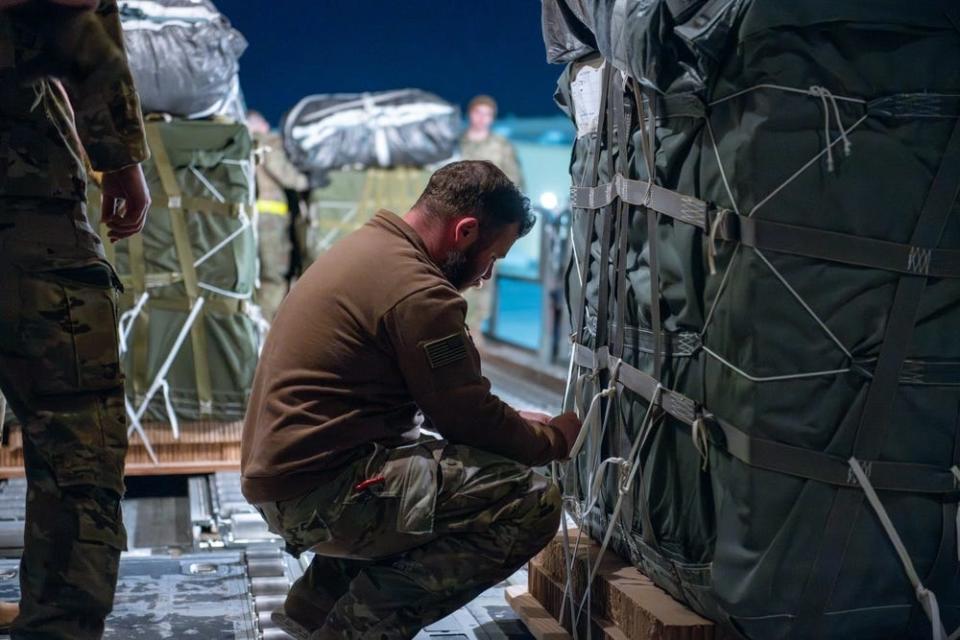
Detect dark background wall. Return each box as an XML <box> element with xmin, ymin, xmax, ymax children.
<box><xmin>216</xmin><ymin>0</ymin><xmax>563</xmax><ymax>127</ymax></box>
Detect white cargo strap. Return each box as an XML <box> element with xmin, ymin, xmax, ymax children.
<box><xmin>572</xmin><ymin>384</ymin><xmax>663</xmax><ymax>630</ymax></box>
<box><xmin>118</xmin><ymin>291</ymin><xmax>150</xmax><ymax>354</ymax></box>
<box><xmin>127</xmin><ymin>297</ymin><xmax>206</xmax><ymax>445</ymax></box>
<box><xmin>124</xmin><ymin>396</ymin><xmax>158</xmax><ymax>465</ymax></box>
<box><xmin>848</xmin><ymin>457</ymin><xmax>948</xmax><ymax>640</ymax></box>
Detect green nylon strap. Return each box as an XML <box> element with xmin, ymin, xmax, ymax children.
<box><xmin>182</xmin><ymin>197</ymin><xmax>247</xmax><ymax>218</ymax></box>
<box><xmin>125</xmin><ymin>228</ymin><xmax>149</xmax><ymax>397</ymax></box>
<box><xmin>571</xmin><ymin>343</ymin><xmax>960</xmax><ymax>495</ymax></box>
<box><xmin>144</xmin><ymin>123</ymin><xmax>214</xmax><ymax>416</ymax></box>
<box><xmin>792</xmin><ymin>100</ymin><xmax>960</xmax><ymax>638</ymax></box>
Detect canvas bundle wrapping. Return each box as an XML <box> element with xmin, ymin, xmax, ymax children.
<box><xmin>545</xmin><ymin>1</ymin><xmax>960</xmax><ymax>638</ymax></box>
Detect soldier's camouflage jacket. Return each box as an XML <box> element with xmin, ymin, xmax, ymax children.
<box><xmin>0</xmin><ymin>0</ymin><xmax>148</xmax><ymax>203</ymax></box>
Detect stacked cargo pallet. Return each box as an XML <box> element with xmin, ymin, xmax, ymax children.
<box><xmin>542</xmin><ymin>1</ymin><xmax>960</xmax><ymax>639</ymax></box>
<box><xmin>283</xmin><ymin>90</ymin><xmax>458</xmax><ymax>268</ymax></box>
<box><xmin>0</xmin><ymin>0</ymin><xmax>255</xmax><ymax>477</ymax></box>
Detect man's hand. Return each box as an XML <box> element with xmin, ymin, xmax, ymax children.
<box><xmin>519</xmin><ymin>410</ymin><xmax>552</xmax><ymax>425</ymax></box>
<box><xmin>101</xmin><ymin>163</ymin><xmax>150</xmax><ymax>242</ymax></box>
<box><xmin>547</xmin><ymin>411</ymin><xmax>583</xmax><ymax>459</ymax></box>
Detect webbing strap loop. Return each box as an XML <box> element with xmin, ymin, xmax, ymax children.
<box><xmin>145</xmin><ymin>123</ymin><xmax>214</xmax><ymax>416</ymax></box>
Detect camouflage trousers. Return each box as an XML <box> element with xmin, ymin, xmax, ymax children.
<box><xmin>256</xmin><ymin>438</ymin><xmax>562</xmax><ymax>639</ymax></box>
<box><xmin>256</xmin><ymin>206</ymin><xmax>293</xmax><ymax>322</ymax></box>
<box><xmin>0</xmin><ymin>198</ymin><xmax>129</xmax><ymax>639</ymax></box>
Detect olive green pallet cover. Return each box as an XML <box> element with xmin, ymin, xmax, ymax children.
<box><xmin>549</xmin><ymin>1</ymin><xmax>960</xmax><ymax>638</ymax></box>
<box><xmin>92</xmin><ymin>119</ymin><xmax>258</xmax><ymax>422</ymax></box>
<box><xmin>299</xmin><ymin>167</ymin><xmax>429</xmax><ymax>267</ymax></box>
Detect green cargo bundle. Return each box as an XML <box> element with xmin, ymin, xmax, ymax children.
<box><xmin>92</xmin><ymin>119</ymin><xmax>259</xmax><ymax>432</ymax></box>
<box><xmin>299</xmin><ymin>167</ymin><xmax>429</xmax><ymax>267</ymax></box>
<box><xmin>544</xmin><ymin>1</ymin><xmax>960</xmax><ymax>638</ymax></box>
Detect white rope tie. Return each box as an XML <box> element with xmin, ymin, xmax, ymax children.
<box><xmin>706</xmin><ymin>209</ymin><xmax>729</xmax><ymax>276</ymax></box>
<box><xmin>848</xmin><ymin>457</ymin><xmax>947</xmax><ymax>640</ymax></box>
<box><xmin>118</xmin><ymin>291</ymin><xmax>151</xmax><ymax>354</ymax></box>
<box><xmin>573</xmin><ymin>385</ymin><xmax>664</xmax><ymax>628</ymax></box>
<box><xmin>810</xmin><ymin>86</ymin><xmax>852</xmax><ymax>173</ymax></box>
<box><xmin>159</xmin><ymin>379</ymin><xmax>180</xmax><ymax>440</ymax></box>
<box><xmin>189</xmin><ymin>166</ymin><xmax>226</xmax><ymax>203</ymax></box>
<box><xmin>691</xmin><ymin>416</ymin><xmax>710</xmax><ymax>471</ymax></box>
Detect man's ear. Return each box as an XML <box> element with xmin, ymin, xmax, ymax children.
<box><xmin>452</xmin><ymin>216</ymin><xmax>480</xmax><ymax>250</ymax></box>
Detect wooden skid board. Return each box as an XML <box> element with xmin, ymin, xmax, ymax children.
<box><xmin>527</xmin><ymin>562</ymin><xmax>632</xmax><ymax>640</ymax></box>
<box><xmin>530</xmin><ymin>529</ymin><xmax>721</xmax><ymax>640</ymax></box>
<box><xmin>506</xmin><ymin>585</ymin><xmax>572</xmax><ymax>640</ymax></box>
<box><xmin>0</xmin><ymin>421</ymin><xmax>242</xmax><ymax>478</ymax></box>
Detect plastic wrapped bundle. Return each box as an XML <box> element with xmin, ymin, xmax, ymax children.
<box><xmin>119</xmin><ymin>0</ymin><xmax>247</xmax><ymax>120</ymax></box>
<box><xmin>282</xmin><ymin>90</ymin><xmax>459</xmax><ymax>180</ymax></box>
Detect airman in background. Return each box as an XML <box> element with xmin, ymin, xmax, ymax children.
<box><xmin>247</xmin><ymin>110</ymin><xmax>308</xmax><ymax>322</ymax></box>
<box><xmin>458</xmin><ymin>95</ymin><xmax>525</xmax><ymax>333</ymax></box>
<box><xmin>0</xmin><ymin>1</ymin><xmax>150</xmax><ymax>637</ymax></box>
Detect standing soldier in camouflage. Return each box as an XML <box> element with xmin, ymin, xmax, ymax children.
<box><xmin>459</xmin><ymin>95</ymin><xmax>524</xmax><ymax>189</ymax></box>
<box><xmin>247</xmin><ymin>110</ymin><xmax>308</xmax><ymax>322</ymax></box>
<box><xmin>458</xmin><ymin>95</ymin><xmax>525</xmax><ymax>332</ymax></box>
<box><xmin>0</xmin><ymin>2</ymin><xmax>150</xmax><ymax>638</ymax></box>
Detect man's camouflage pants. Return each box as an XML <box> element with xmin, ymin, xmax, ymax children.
<box><xmin>256</xmin><ymin>438</ymin><xmax>562</xmax><ymax>639</ymax></box>
<box><xmin>0</xmin><ymin>198</ymin><xmax>128</xmax><ymax>639</ymax></box>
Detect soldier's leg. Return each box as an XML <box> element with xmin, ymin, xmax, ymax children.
<box><xmin>0</xmin><ymin>259</ymin><xmax>128</xmax><ymax>640</ymax></box>
<box><xmin>316</xmin><ymin>444</ymin><xmax>561</xmax><ymax>639</ymax></box>
<box><xmin>256</xmin><ymin>208</ymin><xmax>293</xmax><ymax>322</ymax></box>
<box><xmin>271</xmin><ymin>554</ymin><xmax>369</xmax><ymax>636</ymax></box>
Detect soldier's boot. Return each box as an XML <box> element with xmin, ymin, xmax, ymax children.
<box><xmin>314</xmin><ymin>465</ymin><xmax>562</xmax><ymax>640</ymax></box>
<box><xmin>271</xmin><ymin>555</ymin><xmax>367</xmax><ymax>639</ymax></box>
<box><xmin>0</xmin><ymin>601</ymin><xmax>19</xmax><ymax>630</ymax></box>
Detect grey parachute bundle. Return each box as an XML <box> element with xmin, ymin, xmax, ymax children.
<box><xmin>282</xmin><ymin>90</ymin><xmax>459</xmax><ymax>182</ymax></box>
<box><xmin>119</xmin><ymin>0</ymin><xmax>247</xmax><ymax>120</ymax></box>
<box><xmin>545</xmin><ymin>0</ymin><xmax>960</xmax><ymax>638</ymax></box>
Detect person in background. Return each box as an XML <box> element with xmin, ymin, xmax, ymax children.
<box><xmin>458</xmin><ymin>95</ymin><xmax>525</xmax><ymax>334</ymax></box>
<box><xmin>0</xmin><ymin>1</ymin><xmax>151</xmax><ymax>637</ymax></box>
<box><xmin>247</xmin><ymin>110</ymin><xmax>309</xmax><ymax>322</ymax></box>
<box><xmin>460</xmin><ymin>95</ymin><xmax>524</xmax><ymax>189</ymax></box>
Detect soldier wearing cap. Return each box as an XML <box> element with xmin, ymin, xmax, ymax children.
<box><xmin>0</xmin><ymin>1</ymin><xmax>150</xmax><ymax>637</ymax></box>
<box><xmin>241</xmin><ymin>161</ymin><xmax>581</xmax><ymax>639</ymax></box>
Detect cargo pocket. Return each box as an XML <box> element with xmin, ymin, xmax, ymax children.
<box><xmin>75</xmin><ymin>490</ymin><xmax>127</xmax><ymax>553</ymax></box>
<box><xmin>17</xmin><ymin>261</ymin><xmax>123</xmax><ymax>395</ymax></box>
<box><xmin>373</xmin><ymin>442</ymin><xmax>441</xmax><ymax>536</ymax></box>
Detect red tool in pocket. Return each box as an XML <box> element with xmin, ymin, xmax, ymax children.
<box><xmin>354</xmin><ymin>476</ymin><xmax>386</xmax><ymax>492</ymax></box>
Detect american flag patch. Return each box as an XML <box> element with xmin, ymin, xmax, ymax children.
<box><xmin>422</xmin><ymin>332</ymin><xmax>468</xmax><ymax>369</ymax></box>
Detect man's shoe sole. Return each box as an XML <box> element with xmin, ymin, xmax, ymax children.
<box><xmin>270</xmin><ymin>610</ymin><xmax>313</xmax><ymax>640</ymax></box>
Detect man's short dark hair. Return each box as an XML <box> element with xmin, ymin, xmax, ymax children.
<box><xmin>414</xmin><ymin>160</ymin><xmax>535</xmax><ymax>238</ymax></box>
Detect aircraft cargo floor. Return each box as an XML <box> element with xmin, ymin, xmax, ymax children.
<box><xmin>0</xmin><ymin>360</ymin><xmax>563</xmax><ymax>639</ymax></box>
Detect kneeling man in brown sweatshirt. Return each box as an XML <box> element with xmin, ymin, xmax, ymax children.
<box><xmin>241</xmin><ymin>160</ymin><xmax>583</xmax><ymax>639</ymax></box>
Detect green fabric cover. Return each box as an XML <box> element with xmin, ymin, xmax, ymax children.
<box><xmin>552</xmin><ymin>2</ymin><xmax>960</xmax><ymax>638</ymax></box>
<box><xmin>91</xmin><ymin>119</ymin><xmax>258</xmax><ymax>422</ymax></box>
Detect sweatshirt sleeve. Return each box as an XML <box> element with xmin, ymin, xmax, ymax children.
<box><xmin>382</xmin><ymin>284</ymin><xmax>566</xmax><ymax>465</ymax></box>
<box><xmin>55</xmin><ymin>0</ymin><xmax>149</xmax><ymax>170</ymax></box>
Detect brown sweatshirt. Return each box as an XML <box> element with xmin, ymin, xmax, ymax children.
<box><xmin>241</xmin><ymin>210</ymin><xmax>566</xmax><ymax>503</ymax></box>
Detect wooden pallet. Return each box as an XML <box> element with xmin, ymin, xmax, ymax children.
<box><xmin>0</xmin><ymin>420</ymin><xmax>242</xmax><ymax>477</ymax></box>
<box><xmin>527</xmin><ymin>529</ymin><xmax>726</xmax><ymax>640</ymax></box>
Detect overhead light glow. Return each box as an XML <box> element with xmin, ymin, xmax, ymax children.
<box><xmin>539</xmin><ymin>191</ymin><xmax>559</xmax><ymax>210</ymax></box>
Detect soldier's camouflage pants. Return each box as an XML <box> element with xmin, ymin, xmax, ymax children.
<box><xmin>0</xmin><ymin>199</ymin><xmax>128</xmax><ymax>639</ymax></box>
<box><xmin>256</xmin><ymin>438</ymin><xmax>562</xmax><ymax>639</ymax></box>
